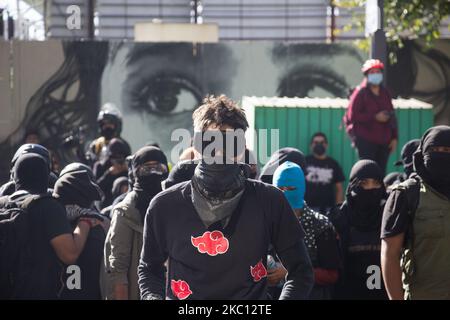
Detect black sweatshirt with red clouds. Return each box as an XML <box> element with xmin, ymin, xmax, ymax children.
<box><xmin>138</xmin><ymin>180</ymin><xmax>314</xmax><ymax>300</ymax></box>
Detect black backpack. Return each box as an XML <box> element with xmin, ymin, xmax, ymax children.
<box><xmin>0</xmin><ymin>192</ymin><xmax>49</xmax><ymax>299</ymax></box>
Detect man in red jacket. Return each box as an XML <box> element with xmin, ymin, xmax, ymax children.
<box><xmin>346</xmin><ymin>59</ymin><xmax>398</xmax><ymax>174</ymax></box>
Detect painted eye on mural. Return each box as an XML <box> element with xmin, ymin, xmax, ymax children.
<box><xmin>130</xmin><ymin>75</ymin><xmax>202</xmax><ymax>116</ymax></box>
<box><xmin>277</xmin><ymin>65</ymin><xmax>349</xmax><ymax>98</ymax></box>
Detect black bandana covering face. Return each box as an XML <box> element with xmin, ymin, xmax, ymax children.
<box><xmin>346</xmin><ymin>160</ymin><xmax>386</xmax><ymax>231</ymax></box>
<box><xmin>414</xmin><ymin>126</ymin><xmax>450</xmax><ymax>199</ymax></box>
<box><xmin>191</xmin><ymin>129</ymin><xmax>248</xmax><ymax>227</ymax></box>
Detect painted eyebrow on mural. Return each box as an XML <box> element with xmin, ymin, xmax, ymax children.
<box><xmin>125</xmin><ymin>43</ymin><xmax>197</xmax><ymax>67</ymax></box>
<box><xmin>271</xmin><ymin>43</ymin><xmax>364</xmax><ymax>63</ymax></box>
<box><xmin>271</xmin><ymin>44</ymin><xmax>360</xmax><ymax>98</ymax></box>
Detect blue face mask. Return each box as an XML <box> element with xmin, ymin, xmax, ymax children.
<box><xmin>367</xmin><ymin>73</ymin><xmax>383</xmax><ymax>85</ymax></box>
<box><xmin>272</xmin><ymin>161</ymin><xmax>305</xmax><ymax>210</ymax></box>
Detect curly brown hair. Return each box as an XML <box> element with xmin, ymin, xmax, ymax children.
<box><xmin>192</xmin><ymin>95</ymin><xmax>249</xmax><ymax>132</ymax></box>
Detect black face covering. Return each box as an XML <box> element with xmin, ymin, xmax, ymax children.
<box><xmin>13</xmin><ymin>153</ymin><xmax>49</xmax><ymax>194</ymax></box>
<box><xmin>101</xmin><ymin>127</ymin><xmax>116</xmax><ymax>140</ymax></box>
<box><xmin>191</xmin><ymin>161</ymin><xmax>247</xmax><ymax>228</ymax></box>
<box><xmin>346</xmin><ymin>160</ymin><xmax>386</xmax><ymax>231</ymax></box>
<box><xmin>193</xmin><ymin>161</ymin><xmax>246</xmax><ymax>199</ymax></box>
<box><xmin>132</xmin><ymin>146</ymin><xmax>168</xmax><ymax>219</ymax></box>
<box><xmin>414</xmin><ymin>126</ymin><xmax>450</xmax><ymax>199</ymax></box>
<box><xmin>313</xmin><ymin>144</ymin><xmax>326</xmax><ymax>156</ymax></box>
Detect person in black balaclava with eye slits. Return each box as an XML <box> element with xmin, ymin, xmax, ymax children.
<box><xmin>381</xmin><ymin>126</ymin><xmax>450</xmax><ymax>300</ymax></box>
<box><xmin>259</xmin><ymin>147</ymin><xmax>306</xmax><ymax>184</ymax></box>
<box><xmin>103</xmin><ymin>146</ymin><xmax>168</xmax><ymax>300</ymax></box>
<box><xmin>328</xmin><ymin>159</ymin><xmax>388</xmax><ymax>300</ymax></box>
<box><xmin>53</xmin><ymin>168</ymin><xmax>106</xmax><ymax>300</ymax></box>
<box><xmin>94</xmin><ymin>138</ymin><xmax>131</xmax><ymax>209</ymax></box>
<box><xmin>0</xmin><ymin>143</ymin><xmax>56</xmax><ymax>196</ymax></box>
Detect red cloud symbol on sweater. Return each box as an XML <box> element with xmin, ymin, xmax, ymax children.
<box><xmin>191</xmin><ymin>230</ymin><xmax>230</xmax><ymax>256</ymax></box>
<box><xmin>171</xmin><ymin>279</ymin><xmax>193</xmax><ymax>300</ymax></box>
<box><xmin>250</xmin><ymin>260</ymin><xmax>268</xmax><ymax>282</ymax></box>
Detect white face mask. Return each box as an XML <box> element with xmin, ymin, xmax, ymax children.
<box><xmin>367</xmin><ymin>73</ymin><xmax>383</xmax><ymax>85</ymax></box>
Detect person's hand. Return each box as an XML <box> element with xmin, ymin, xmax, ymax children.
<box><xmin>267</xmin><ymin>266</ymin><xmax>287</xmax><ymax>286</ymax></box>
<box><xmin>375</xmin><ymin>111</ymin><xmax>391</xmax><ymax>123</ymax></box>
<box><xmin>109</xmin><ymin>162</ymin><xmax>127</xmax><ymax>175</ymax></box>
<box><xmin>389</xmin><ymin>139</ymin><xmax>398</xmax><ymax>154</ymax></box>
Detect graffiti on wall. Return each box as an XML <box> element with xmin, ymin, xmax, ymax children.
<box><xmin>387</xmin><ymin>39</ymin><xmax>450</xmax><ymax>124</ymax></box>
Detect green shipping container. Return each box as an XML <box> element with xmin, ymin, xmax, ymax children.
<box><xmin>243</xmin><ymin>96</ymin><xmax>434</xmax><ymax>183</ymax></box>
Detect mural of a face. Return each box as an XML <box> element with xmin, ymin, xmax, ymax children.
<box><xmin>100</xmin><ymin>42</ymin><xmax>365</xmax><ymax>158</ymax></box>
<box><xmin>101</xmin><ymin>43</ymin><xmax>237</xmax><ymax>156</ymax></box>
<box><xmin>387</xmin><ymin>39</ymin><xmax>450</xmax><ymax>125</ymax></box>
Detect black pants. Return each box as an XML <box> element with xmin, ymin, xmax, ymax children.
<box><xmin>355</xmin><ymin>137</ymin><xmax>390</xmax><ymax>175</ymax></box>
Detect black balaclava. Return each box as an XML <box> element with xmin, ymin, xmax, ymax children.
<box><xmin>13</xmin><ymin>153</ymin><xmax>49</xmax><ymax>194</ymax></box>
<box><xmin>395</xmin><ymin>139</ymin><xmax>420</xmax><ymax>178</ymax></box>
<box><xmin>112</xmin><ymin>176</ymin><xmax>129</xmax><ymax>200</ymax></box>
<box><xmin>259</xmin><ymin>147</ymin><xmax>306</xmax><ymax>184</ymax></box>
<box><xmin>346</xmin><ymin>160</ymin><xmax>386</xmax><ymax>231</ymax></box>
<box><xmin>53</xmin><ymin>170</ymin><xmax>103</xmax><ymax>208</ymax></box>
<box><xmin>132</xmin><ymin>146</ymin><xmax>168</xmax><ymax>220</ymax></box>
<box><xmin>413</xmin><ymin>126</ymin><xmax>450</xmax><ymax>199</ymax></box>
<box><xmin>6</xmin><ymin>143</ymin><xmax>53</xmax><ymax>195</ymax></box>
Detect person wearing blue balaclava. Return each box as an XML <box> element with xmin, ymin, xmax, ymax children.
<box><xmin>273</xmin><ymin>161</ymin><xmax>306</xmax><ymax>210</ymax></box>
<box><xmin>272</xmin><ymin>161</ymin><xmax>341</xmax><ymax>300</ymax></box>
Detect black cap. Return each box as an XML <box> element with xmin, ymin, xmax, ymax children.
<box><xmin>258</xmin><ymin>147</ymin><xmax>306</xmax><ymax>184</ymax></box>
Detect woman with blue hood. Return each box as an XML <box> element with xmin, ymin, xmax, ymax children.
<box><xmin>272</xmin><ymin>161</ymin><xmax>341</xmax><ymax>300</ymax></box>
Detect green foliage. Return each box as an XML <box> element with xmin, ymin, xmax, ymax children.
<box><xmin>333</xmin><ymin>0</ymin><xmax>450</xmax><ymax>64</ymax></box>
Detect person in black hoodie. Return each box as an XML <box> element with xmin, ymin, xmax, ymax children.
<box><xmin>53</xmin><ymin>166</ymin><xmax>106</xmax><ymax>299</ymax></box>
<box><xmin>0</xmin><ymin>154</ymin><xmax>98</xmax><ymax>299</ymax></box>
<box><xmin>328</xmin><ymin>159</ymin><xmax>388</xmax><ymax>300</ymax></box>
<box><xmin>93</xmin><ymin>138</ymin><xmax>131</xmax><ymax>208</ymax></box>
